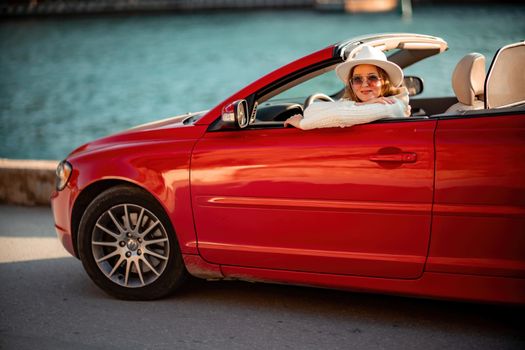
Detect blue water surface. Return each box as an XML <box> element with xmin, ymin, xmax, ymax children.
<box><xmin>1</xmin><ymin>5</ymin><xmax>524</xmax><ymax>160</ymax></box>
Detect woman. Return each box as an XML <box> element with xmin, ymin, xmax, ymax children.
<box><xmin>284</xmin><ymin>45</ymin><xmax>411</xmax><ymax>130</ymax></box>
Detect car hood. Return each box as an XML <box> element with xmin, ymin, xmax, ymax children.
<box><xmin>67</xmin><ymin>111</ymin><xmax>209</xmax><ymax>158</ymax></box>
<box><xmin>127</xmin><ymin>110</ymin><xmax>207</xmax><ymax>132</ymax></box>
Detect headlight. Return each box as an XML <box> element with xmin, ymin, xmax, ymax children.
<box><xmin>55</xmin><ymin>160</ymin><xmax>72</xmax><ymax>191</ymax></box>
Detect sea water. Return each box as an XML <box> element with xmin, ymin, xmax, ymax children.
<box><xmin>1</xmin><ymin>5</ymin><xmax>524</xmax><ymax>159</ymax></box>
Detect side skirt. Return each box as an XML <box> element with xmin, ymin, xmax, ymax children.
<box><xmin>183</xmin><ymin>254</ymin><xmax>525</xmax><ymax>304</ymax></box>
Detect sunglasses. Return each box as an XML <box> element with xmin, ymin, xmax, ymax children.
<box><xmin>350</xmin><ymin>74</ymin><xmax>381</xmax><ymax>86</ymax></box>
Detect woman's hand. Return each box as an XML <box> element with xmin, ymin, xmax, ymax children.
<box><xmin>356</xmin><ymin>97</ymin><xmax>395</xmax><ymax>105</ymax></box>
<box><xmin>284</xmin><ymin>114</ymin><xmax>304</xmax><ymax>129</ymax></box>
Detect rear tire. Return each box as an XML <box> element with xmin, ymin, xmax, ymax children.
<box><xmin>78</xmin><ymin>185</ymin><xmax>186</xmax><ymax>300</ymax></box>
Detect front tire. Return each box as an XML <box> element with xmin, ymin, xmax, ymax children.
<box><xmin>78</xmin><ymin>185</ymin><xmax>186</xmax><ymax>300</ymax></box>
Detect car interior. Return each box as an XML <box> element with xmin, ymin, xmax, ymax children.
<box><xmin>209</xmin><ymin>39</ymin><xmax>524</xmax><ymax>131</ymax></box>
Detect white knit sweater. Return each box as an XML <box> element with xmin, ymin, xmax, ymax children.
<box><xmin>298</xmin><ymin>87</ymin><xmax>411</xmax><ymax>130</ymax></box>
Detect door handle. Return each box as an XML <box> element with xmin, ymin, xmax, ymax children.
<box><xmin>369</xmin><ymin>152</ymin><xmax>417</xmax><ymax>163</ymax></box>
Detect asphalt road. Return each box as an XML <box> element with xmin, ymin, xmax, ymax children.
<box><xmin>0</xmin><ymin>205</ymin><xmax>523</xmax><ymax>350</ymax></box>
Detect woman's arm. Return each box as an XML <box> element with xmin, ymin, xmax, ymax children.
<box><xmin>287</xmin><ymin>88</ymin><xmax>411</xmax><ymax>131</ymax></box>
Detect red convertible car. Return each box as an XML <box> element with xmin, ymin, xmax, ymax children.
<box><xmin>51</xmin><ymin>33</ymin><xmax>525</xmax><ymax>303</ymax></box>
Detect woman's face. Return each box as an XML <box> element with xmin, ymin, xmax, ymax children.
<box><xmin>350</xmin><ymin>64</ymin><xmax>383</xmax><ymax>102</ymax></box>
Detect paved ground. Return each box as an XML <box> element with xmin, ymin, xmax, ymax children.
<box><xmin>0</xmin><ymin>205</ymin><xmax>524</xmax><ymax>350</ymax></box>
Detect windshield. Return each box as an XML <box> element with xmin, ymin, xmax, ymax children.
<box><xmin>267</xmin><ymin>70</ymin><xmax>344</xmax><ymax>104</ymax></box>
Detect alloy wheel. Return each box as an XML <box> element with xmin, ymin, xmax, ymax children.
<box><xmin>91</xmin><ymin>203</ymin><xmax>170</xmax><ymax>288</ymax></box>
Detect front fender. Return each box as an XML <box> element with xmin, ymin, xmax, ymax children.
<box><xmin>68</xmin><ymin>136</ymin><xmax>201</xmax><ymax>256</ymax></box>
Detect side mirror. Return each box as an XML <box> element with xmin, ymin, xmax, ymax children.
<box><xmin>403</xmin><ymin>76</ymin><xmax>424</xmax><ymax>96</ymax></box>
<box><xmin>222</xmin><ymin>99</ymin><xmax>249</xmax><ymax>128</ymax></box>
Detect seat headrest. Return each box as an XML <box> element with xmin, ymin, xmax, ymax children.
<box><xmin>451</xmin><ymin>53</ymin><xmax>486</xmax><ymax>105</ymax></box>
<box><xmin>486</xmin><ymin>42</ymin><xmax>525</xmax><ymax>108</ymax></box>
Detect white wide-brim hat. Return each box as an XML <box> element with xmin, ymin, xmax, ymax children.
<box><xmin>335</xmin><ymin>45</ymin><xmax>404</xmax><ymax>87</ymax></box>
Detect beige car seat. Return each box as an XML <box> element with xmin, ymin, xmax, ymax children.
<box><xmin>445</xmin><ymin>53</ymin><xmax>486</xmax><ymax>113</ymax></box>
<box><xmin>485</xmin><ymin>41</ymin><xmax>525</xmax><ymax>109</ymax></box>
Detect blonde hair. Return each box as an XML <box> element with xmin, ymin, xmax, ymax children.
<box><xmin>342</xmin><ymin>66</ymin><xmax>401</xmax><ymax>102</ymax></box>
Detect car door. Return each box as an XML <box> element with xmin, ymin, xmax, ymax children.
<box><xmin>190</xmin><ymin>118</ymin><xmax>436</xmax><ymax>279</ymax></box>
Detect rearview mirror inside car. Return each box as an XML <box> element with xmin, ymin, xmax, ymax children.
<box><xmin>403</xmin><ymin>76</ymin><xmax>424</xmax><ymax>96</ymax></box>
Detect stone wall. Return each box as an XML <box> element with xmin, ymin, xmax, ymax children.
<box><xmin>0</xmin><ymin>159</ymin><xmax>58</xmax><ymax>206</ymax></box>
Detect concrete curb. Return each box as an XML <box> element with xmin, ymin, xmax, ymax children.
<box><xmin>0</xmin><ymin>159</ymin><xmax>58</xmax><ymax>206</ymax></box>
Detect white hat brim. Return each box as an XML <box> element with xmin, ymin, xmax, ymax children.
<box><xmin>335</xmin><ymin>58</ymin><xmax>404</xmax><ymax>87</ymax></box>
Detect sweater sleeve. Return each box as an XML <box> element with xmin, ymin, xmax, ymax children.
<box><xmin>298</xmin><ymin>88</ymin><xmax>411</xmax><ymax>130</ymax></box>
